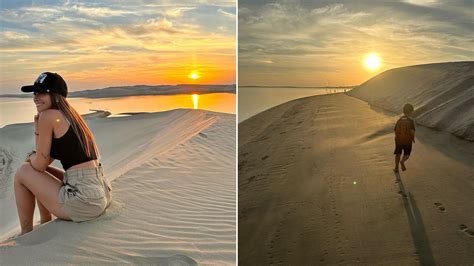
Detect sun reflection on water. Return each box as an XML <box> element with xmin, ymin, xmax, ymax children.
<box><xmin>193</xmin><ymin>94</ymin><xmax>199</xmax><ymax>109</ymax></box>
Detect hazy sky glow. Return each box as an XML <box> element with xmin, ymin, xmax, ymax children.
<box><xmin>0</xmin><ymin>0</ymin><xmax>235</xmax><ymax>94</ymax></box>
<box><xmin>239</xmin><ymin>0</ymin><xmax>473</xmax><ymax>86</ymax></box>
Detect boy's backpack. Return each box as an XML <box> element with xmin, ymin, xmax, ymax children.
<box><xmin>395</xmin><ymin>116</ymin><xmax>413</xmax><ymax>145</ymax></box>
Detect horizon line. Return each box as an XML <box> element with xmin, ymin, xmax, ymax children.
<box><xmin>238</xmin><ymin>85</ymin><xmax>357</xmax><ymax>88</ymax></box>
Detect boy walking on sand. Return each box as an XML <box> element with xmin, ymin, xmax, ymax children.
<box><xmin>393</xmin><ymin>103</ymin><xmax>416</xmax><ymax>173</ymax></box>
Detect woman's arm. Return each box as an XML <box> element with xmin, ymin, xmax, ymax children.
<box><xmin>34</xmin><ymin>114</ymin><xmax>39</xmax><ymax>150</ymax></box>
<box><xmin>29</xmin><ymin>110</ymin><xmax>55</xmax><ymax>172</ymax></box>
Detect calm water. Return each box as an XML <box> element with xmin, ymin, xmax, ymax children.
<box><xmin>238</xmin><ymin>87</ymin><xmax>351</xmax><ymax>123</ymax></box>
<box><xmin>0</xmin><ymin>93</ymin><xmax>236</xmax><ymax>128</ymax></box>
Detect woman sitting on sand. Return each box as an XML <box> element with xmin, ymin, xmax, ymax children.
<box><xmin>14</xmin><ymin>72</ymin><xmax>112</xmax><ymax>236</ymax></box>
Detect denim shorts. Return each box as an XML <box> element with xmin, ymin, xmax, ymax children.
<box><xmin>58</xmin><ymin>164</ymin><xmax>112</xmax><ymax>222</ymax></box>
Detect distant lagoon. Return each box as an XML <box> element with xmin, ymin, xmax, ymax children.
<box><xmin>238</xmin><ymin>87</ymin><xmax>352</xmax><ymax>123</ymax></box>
<box><xmin>0</xmin><ymin>93</ymin><xmax>236</xmax><ymax>128</ymax></box>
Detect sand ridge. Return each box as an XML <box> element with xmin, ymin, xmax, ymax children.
<box><xmin>0</xmin><ymin>109</ymin><xmax>236</xmax><ymax>265</ymax></box>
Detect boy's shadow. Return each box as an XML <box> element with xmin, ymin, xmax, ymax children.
<box><xmin>394</xmin><ymin>171</ymin><xmax>436</xmax><ymax>266</ymax></box>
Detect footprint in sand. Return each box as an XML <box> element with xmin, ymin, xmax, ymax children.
<box><xmin>127</xmin><ymin>254</ymin><xmax>197</xmax><ymax>265</ymax></box>
<box><xmin>238</xmin><ymin>160</ymin><xmax>247</xmax><ymax>171</ymax></box>
<box><xmin>397</xmin><ymin>191</ymin><xmax>407</xmax><ymax>198</ymax></box>
<box><xmin>459</xmin><ymin>224</ymin><xmax>474</xmax><ymax>237</ymax></box>
<box><xmin>434</xmin><ymin>202</ymin><xmax>446</xmax><ymax>212</ymax></box>
<box><xmin>261</xmin><ymin>155</ymin><xmax>269</xmax><ymax>160</ymax></box>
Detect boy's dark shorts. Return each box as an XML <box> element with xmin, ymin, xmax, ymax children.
<box><xmin>394</xmin><ymin>142</ymin><xmax>412</xmax><ymax>156</ymax></box>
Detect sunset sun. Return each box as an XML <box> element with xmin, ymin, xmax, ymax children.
<box><xmin>190</xmin><ymin>72</ymin><xmax>200</xmax><ymax>80</ymax></box>
<box><xmin>365</xmin><ymin>53</ymin><xmax>381</xmax><ymax>71</ymax></box>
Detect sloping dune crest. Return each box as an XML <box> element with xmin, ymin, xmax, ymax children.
<box><xmin>348</xmin><ymin>61</ymin><xmax>474</xmax><ymax>140</ymax></box>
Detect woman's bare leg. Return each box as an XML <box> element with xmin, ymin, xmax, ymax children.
<box><xmin>37</xmin><ymin>201</ymin><xmax>52</xmax><ymax>224</ymax></box>
<box><xmin>14</xmin><ymin>176</ymin><xmax>35</xmax><ymax>234</ymax></box>
<box><xmin>37</xmin><ymin>166</ymin><xmax>65</xmax><ymax>223</ymax></box>
<box><xmin>14</xmin><ymin>163</ymin><xmax>70</xmax><ymax>235</ymax></box>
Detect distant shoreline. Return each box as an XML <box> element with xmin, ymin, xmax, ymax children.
<box><xmin>239</xmin><ymin>85</ymin><xmax>356</xmax><ymax>89</ymax></box>
<box><xmin>0</xmin><ymin>84</ymin><xmax>236</xmax><ymax>98</ymax></box>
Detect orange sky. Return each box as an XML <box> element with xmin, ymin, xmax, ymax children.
<box><xmin>238</xmin><ymin>1</ymin><xmax>472</xmax><ymax>86</ymax></box>
<box><xmin>0</xmin><ymin>1</ymin><xmax>236</xmax><ymax>94</ymax></box>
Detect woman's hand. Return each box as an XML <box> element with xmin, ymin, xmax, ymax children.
<box><xmin>25</xmin><ymin>150</ymin><xmax>36</xmax><ymax>162</ymax></box>
<box><xmin>34</xmin><ymin>114</ymin><xmax>39</xmax><ymax>131</ymax></box>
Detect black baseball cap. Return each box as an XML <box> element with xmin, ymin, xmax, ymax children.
<box><xmin>21</xmin><ymin>72</ymin><xmax>68</xmax><ymax>98</ymax></box>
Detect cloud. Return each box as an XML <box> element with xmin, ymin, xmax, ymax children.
<box><xmin>119</xmin><ymin>18</ymin><xmax>182</xmax><ymax>36</ymax></box>
<box><xmin>3</xmin><ymin>31</ymin><xmax>30</xmax><ymax>40</ymax></box>
<box><xmin>70</xmin><ymin>4</ymin><xmax>133</xmax><ymax>17</ymax></box>
<box><xmin>218</xmin><ymin>8</ymin><xmax>235</xmax><ymax>18</ymax></box>
<box><xmin>402</xmin><ymin>0</ymin><xmax>440</xmax><ymax>6</ymax></box>
<box><xmin>164</xmin><ymin>7</ymin><xmax>196</xmax><ymax>17</ymax></box>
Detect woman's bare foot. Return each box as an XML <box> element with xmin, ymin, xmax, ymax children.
<box><xmin>0</xmin><ymin>232</ymin><xmax>21</xmax><ymax>247</ymax></box>
<box><xmin>0</xmin><ymin>240</ymin><xmax>16</xmax><ymax>247</ymax></box>
<box><xmin>393</xmin><ymin>168</ymin><xmax>399</xmax><ymax>173</ymax></box>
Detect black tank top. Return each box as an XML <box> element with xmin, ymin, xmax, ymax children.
<box><xmin>50</xmin><ymin>125</ymin><xmax>97</xmax><ymax>170</ymax></box>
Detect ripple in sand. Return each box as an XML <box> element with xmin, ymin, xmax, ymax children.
<box><xmin>0</xmin><ymin>146</ymin><xmax>15</xmax><ymax>199</ymax></box>
<box><xmin>93</xmin><ymin>200</ymin><xmax>126</xmax><ymax>221</ymax></box>
<box><xmin>125</xmin><ymin>254</ymin><xmax>197</xmax><ymax>265</ymax></box>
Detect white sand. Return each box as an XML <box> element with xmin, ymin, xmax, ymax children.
<box><xmin>239</xmin><ymin>93</ymin><xmax>473</xmax><ymax>264</ymax></box>
<box><xmin>348</xmin><ymin>61</ymin><xmax>474</xmax><ymax>140</ymax></box>
<box><xmin>0</xmin><ymin>109</ymin><xmax>236</xmax><ymax>265</ymax></box>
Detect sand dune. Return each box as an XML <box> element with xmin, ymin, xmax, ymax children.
<box><xmin>0</xmin><ymin>109</ymin><xmax>236</xmax><ymax>265</ymax></box>
<box><xmin>239</xmin><ymin>93</ymin><xmax>474</xmax><ymax>265</ymax></box>
<box><xmin>348</xmin><ymin>61</ymin><xmax>474</xmax><ymax>140</ymax></box>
